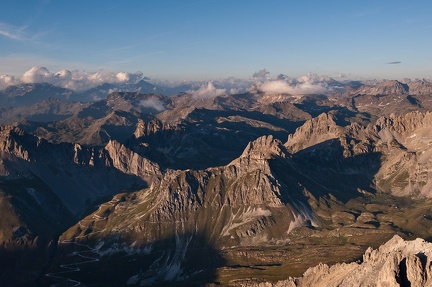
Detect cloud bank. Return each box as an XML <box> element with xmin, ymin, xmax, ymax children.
<box><xmin>0</xmin><ymin>66</ymin><xmax>144</xmax><ymax>91</ymax></box>
<box><xmin>189</xmin><ymin>82</ymin><xmax>227</xmax><ymax>99</ymax></box>
<box><xmin>1</xmin><ymin>67</ymin><xmax>339</xmax><ymax>98</ymax></box>
<box><xmin>140</xmin><ymin>97</ymin><xmax>166</xmax><ymax>112</ymax></box>
<box><xmin>0</xmin><ymin>74</ymin><xmax>19</xmax><ymax>87</ymax></box>
<box><xmin>258</xmin><ymin>73</ymin><xmax>332</xmax><ymax>95</ymax></box>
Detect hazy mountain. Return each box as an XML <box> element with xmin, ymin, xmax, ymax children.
<box><xmin>0</xmin><ymin>83</ymin><xmax>75</xmax><ymax>106</ymax></box>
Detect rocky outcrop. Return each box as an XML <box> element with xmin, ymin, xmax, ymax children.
<box><xmin>237</xmin><ymin>135</ymin><xmax>288</xmax><ymax>161</ymax></box>
<box><xmin>105</xmin><ymin>139</ymin><xmax>161</xmax><ymax>182</ymax></box>
<box><xmin>284</xmin><ymin>111</ymin><xmax>432</xmax><ymax>198</ymax></box>
<box><xmin>246</xmin><ymin>235</ymin><xmax>432</xmax><ymax>287</ymax></box>
<box><xmin>132</xmin><ymin>118</ymin><xmax>179</xmax><ymax>139</ymax></box>
<box><xmin>285</xmin><ymin>113</ymin><xmax>343</xmax><ymax>153</ymax></box>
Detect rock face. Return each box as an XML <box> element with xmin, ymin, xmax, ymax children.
<box><xmin>285</xmin><ymin>113</ymin><xmax>343</xmax><ymax>153</ymax></box>
<box><xmin>285</xmin><ymin>111</ymin><xmax>432</xmax><ymax>198</ymax></box>
<box><xmin>0</xmin><ymin>126</ymin><xmax>161</xmax><ymax>215</ymax></box>
<box><xmin>249</xmin><ymin>235</ymin><xmax>432</xmax><ymax>287</ymax></box>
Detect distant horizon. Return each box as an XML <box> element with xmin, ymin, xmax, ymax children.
<box><xmin>1</xmin><ymin>65</ymin><xmax>431</xmax><ymax>100</ymax></box>
<box><xmin>1</xmin><ymin>65</ymin><xmax>431</xmax><ymax>86</ymax></box>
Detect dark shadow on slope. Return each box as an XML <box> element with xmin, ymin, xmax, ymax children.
<box><xmin>293</xmin><ymin>96</ymin><xmax>373</xmax><ymax>127</ymax></box>
<box><xmin>0</xmin><ymin>170</ymin><xmax>148</xmax><ymax>287</ymax></box>
<box><xmin>0</xmin><ymin>178</ymin><xmax>75</xmax><ymax>287</ymax></box>
<box><xmin>406</xmin><ymin>95</ymin><xmax>421</xmax><ymax>107</ymax></box>
<box><xmin>43</xmin><ymin>232</ymin><xmax>226</xmax><ymax>287</ymax></box>
<box><xmin>129</xmin><ymin>108</ymin><xmax>306</xmax><ymax>170</ymax></box>
<box><xmin>0</xmin><ymin>244</ymin><xmax>58</xmax><ymax>287</ymax></box>
<box><xmin>293</xmin><ymin>94</ymin><xmax>337</xmax><ymax>118</ymax></box>
<box><xmin>77</xmin><ymin>101</ymin><xmax>111</xmax><ymax>118</ymax></box>
<box><xmin>273</xmin><ymin>139</ymin><xmax>382</xmax><ymax>203</ymax></box>
<box><xmin>1</xmin><ymin>129</ymin><xmax>151</xmax><ymax>215</ymax></box>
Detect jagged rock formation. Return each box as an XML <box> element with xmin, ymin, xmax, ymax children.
<box><xmin>285</xmin><ymin>111</ymin><xmax>432</xmax><ymax>197</ymax></box>
<box><xmin>0</xmin><ymin>126</ymin><xmax>161</xmax><ymax>215</ymax></box>
<box><xmin>244</xmin><ymin>235</ymin><xmax>432</xmax><ymax>287</ymax></box>
<box><xmin>286</xmin><ymin>113</ymin><xmax>343</xmax><ymax>153</ymax></box>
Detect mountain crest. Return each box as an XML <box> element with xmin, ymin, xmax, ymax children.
<box><xmin>286</xmin><ymin>113</ymin><xmax>343</xmax><ymax>153</ymax></box>
<box><xmin>239</xmin><ymin>135</ymin><xmax>288</xmax><ymax>160</ymax></box>
<box><xmin>356</xmin><ymin>80</ymin><xmax>409</xmax><ymax>95</ymax></box>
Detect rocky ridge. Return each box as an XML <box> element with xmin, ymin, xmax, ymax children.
<box><xmin>0</xmin><ymin>125</ymin><xmax>161</xmax><ymax>215</ymax></box>
<box><xmin>244</xmin><ymin>235</ymin><xmax>432</xmax><ymax>287</ymax></box>
<box><xmin>285</xmin><ymin>111</ymin><xmax>432</xmax><ymax>197</ymax></box>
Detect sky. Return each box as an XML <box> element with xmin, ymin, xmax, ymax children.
<box><xmin>1</xmin><ymin>0</ymin><xmax>432</xmax><ymax>82</ymax></box>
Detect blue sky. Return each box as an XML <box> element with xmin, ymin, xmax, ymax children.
<box><xmin>1</xmin><ymin>0</ymin><xmax>431</xmax><ymax>81</ymax></box>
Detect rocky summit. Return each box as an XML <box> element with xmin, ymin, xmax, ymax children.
<box><xmin>1</xmin><ymin>83</ymin><xmax>432</xmax><ymax>286</ymax></box>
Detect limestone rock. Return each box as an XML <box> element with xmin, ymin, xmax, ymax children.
<box><xmin>285</xmin><ymin>113</ymin><xmax>343</xmax><ymax>154</ymax></box>
<box><xmin>250</xmin><ymin>235</ymin><xmax>432</xmax><ymax>287</ymax></box>
<box><xmin>0</xmin><ymin>127</ymin><xmax>161</xmax><ymax>215</ymax></box>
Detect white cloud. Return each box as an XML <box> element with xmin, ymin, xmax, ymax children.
<box><xmin>253</xmin><ymin>68</ymin><xmax>270</xmax><ymax>79</ymax></box>
<box><xmin>21</xmin><ymin>66</ymin><xmax>52</xmax><ymax>83</ymax></box>
<box><xmin>116</xmin><ymin>72</ymin><xmax>130</xmax><ymax>82</ymax></box>
<box><xmin>54</xmin><ymin>69</ymin><xmax>72</xmax><ymax>79</ymax></box>
<box><xmin>0</xmin><ymin>66</ymin><xmax>145</xmax><ymax>91</ymax></box>
<box><xmin>189</xmin><ymin>82</ymin><xmax>227</xmax><ymax>99</ymax></box>
<box><xmin>140</xmin><ymin>97</ymin><xmax>165</xmax><ymax>112</ymax></box>
<box><xmin>229</xmin><ymin>88</ymin><xmax>243</xmax><ymax>95</ymax></box>
<box><xmin>259</xmin><ymin>81</ymin><xmax>293</xmax><ymax>94</ymax></box>
<box><xmin>258</xmin><ymin>74</ymin><xmax>331</xmax><ymax>95</ymax></box>
<box><xmin>0</xmin><ymin>75</ymin><xmax>18</xmax><ymax>88</ymax></box>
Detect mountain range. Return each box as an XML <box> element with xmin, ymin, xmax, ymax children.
<box><xmin>1</xmin><ymin>77</ymin><xmax>432</xmax><ymax>286</ymax></box>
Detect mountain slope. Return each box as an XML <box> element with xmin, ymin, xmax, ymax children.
<box><xmin>0</xmin><ymin>126</ymin><xmax>161</xmax><ymax>215</ymax></box>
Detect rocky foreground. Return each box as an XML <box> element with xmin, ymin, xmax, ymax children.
<box><xmin>237</xmin><ymin>235</ymin><xmax>432</xmax><ymax>287</ymax></box>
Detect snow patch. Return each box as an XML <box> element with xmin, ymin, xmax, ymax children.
<box><xmin>221</xmin><ymin>207</ymin><xmax>272</xmax><ymax>236</ymax></box>
<box><xmin>287</xmin><ymin>202</ymin><xmax>317</xmax><ymax>233</ymax></box>
<box><xmin>97</xmin><ymin>242</ymin><xmax>152</xmax><ymax>256</ymax></box>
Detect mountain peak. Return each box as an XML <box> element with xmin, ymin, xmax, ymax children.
<box><xmin>239</xmin><ymin>135</ymin><xmax>288</xmax><ymax>160</ymax></box>
<box><xmin>285</xmin><ymin>113</ymin><xmax>342</xmax><ymax>153</ymax></box>
<box><xmin>356</xmin><ymin>80</ymin><xmax>409</xmax><ymax>95</ymax></box>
